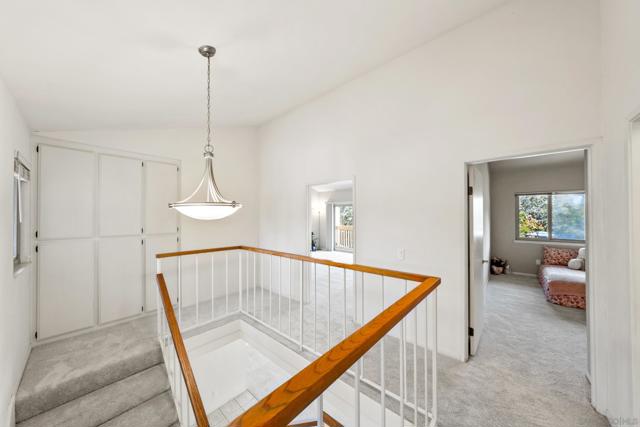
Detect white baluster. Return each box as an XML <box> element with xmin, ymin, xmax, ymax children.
<box><xmin>245</xmin><ymin>252</ymin><xmax>249</xmax><ymax>311</ymax></box>
<box><xmin>270</xmin><ymin>255</ymin><xmax>273</xmax><ymax>324</ymax></box>
<box><xmin>431</xmin><ymin>290</ymin><xmax>438</xmax><ymax>426</ymax></box>
<box><xmin>327</xmin><ymin>266</ymin><xmax>331</xmax><ymax>349</ymax></box>
<box><xmin>360</xmin><ymin>271</ymin><xmax>365</xmax><ymax>379</ymax></box>
<box><xmin>239</xmin><ymin>250</ymin><xmax>243</xmax><ymax>313</ymax></box>
<box><xmin>156</xmin><ymin>260</ymin><xmax>162</xmax><ymax>339</ymax></box>
<box><xmin>413</xmin><ymin>304</ymin><xmax>418</xmax><ymax>425</ymax></box>
<box><xmin>343</xmin><ymin>268</ymin><xmax>347</xmax><ymax>339</ymax></box>
<box><xmin>380</xmin><ymin>276</ymin><xmax>386</xmax><ymax>427</ymax></box>
<box><xmin>178</xmin><ymin>257</ymin><xmax>182</xmax><ymax>326</ymax></box>
<box><xmin>424</xmin><ymin>298</ymin><xmax>429</xmax><ymax>427</ymax></box>
<box><xmin>316</xmin><ymin>395</ymin><xmax>324</xmax><ymax>426</ymax></box>
<box><xmin>211</xmin><ymin>254</ymin><xmax>215</xmax><ymax>320</ymax></box>
<box><xmin>253</xmin><ymin>253</ymin><xmax>257</xmax><ymax>316</ymax></box>
<box><xmin>355</xmin><ymin>357</ymin><xmax>361</xmax><ymax>427</ymax></box>
<box><xmin>288</xmin><ymin>258</ymin><xmax>292</xmax><ymax>338</ymax></box>
<box><xmin>261</xmin><ymin>254</ymin><xmax>265</xmax><ymax>320</ymax></box>
<box><xmin>314</xmin><ymin>262</ymin><xmax>317</xmax><ymax>352</ymax></box>
<box><xmin>225</xmin><ymin>252</ymin><xmax>229</xmax><ymax>315</ymax></box>
<box><xmin>279</xmin><ymin>257</ymin><xmax>283</xmax><ymax>331</ymax></box>
<box><xmin>299</xmin><ymin>260</ymin><xmax>304</xmax><ymax>350</ymax></box>
<box><xmin>195</xmin><ymin>256</ymin><xmax>199</xmax><ymax>325</ymax></box>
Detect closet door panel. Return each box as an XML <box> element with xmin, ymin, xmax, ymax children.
<box><xmin>145</xmin><ymin>235</ymin><xmax>179</xmax><ymax>310</ymax></box>
<box><xmin>145</xmin><ymin>162</ymin><xmax>178</xmax><ymax>235</ymax></box>
<box><xmin>99</xmin><ymin>155</ymin><xmax>142</xmax><ymax>236</ymax></box>
<box><xmin>38</xmin><ymin>239</ymin><xmax>95</xmax><ymax>339</ymax></box>
<box><xmin>99</xmin><ymin>237</ymin><xmax>143</xmax><ymax>323</ymax></box>
<box><xmin>38</xmin><ymin>145</ymin><xmax>95</xmax><ymax>239</ymax></box>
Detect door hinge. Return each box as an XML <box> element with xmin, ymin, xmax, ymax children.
<box><xmin>141</xmin><ymin>306</ymin><xmax>144</xmax><ymax>312</ymax></box>
<box><xmin>36</xmin><ymin>145</ymin><xmax>39</xmax><ymax>153</ymax></box>
<box><xmin>142</xmin><ymin>161</ymin><xmax>144</xmax><ymax>167</ymax></box>
<box><xmin>34</xmin><ymin>331</ymin><xmax>38</xmax><ymax>339</ymax></box>
<box><xmin>468</xmin><ymin>186</ymin><xmax>473</xmax><ymax>196</ymax></box>
<box><xmin>141</xmin><ymin>227</ymin><xmax>144</xmax><ymax>234</ymax></box>
<box><xmin>141</xmin><ymin>239</ymin><xmax>144</xmax><ymax>245</ymax></box>
<box><xmin>35</xmin><ymin>245</ymin><xmax>38</xmax><ymax>253</ymax></box>
<box><xmin>469</xmin><ymin>327</ymin><xmax>475</xmax><ymax>337</ymax></box>
<box><xmin>35</xmin><ymin>230</ymin><xmax>38</xmax><ymax>238</ymax></box>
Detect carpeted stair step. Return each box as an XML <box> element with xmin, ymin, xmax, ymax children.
<box><xmin>15</xmin><ymin>317</ymin><xmax>162</xmax><ymax>423</ymax></box>
<box><xmin>16</xmin><ymin>364</ymin><xmax>170</xmax><ymax>427</ymax></box>
<box><xmin>97</xmin><ymin>390</ymin><xmax>178</xmax><ymax>427</ymax></box>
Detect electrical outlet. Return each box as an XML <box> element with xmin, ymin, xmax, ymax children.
<box><xmin>397</xmin><ymin>248</ymin><xmax>405</xmax><ymax>260</ymax></box>
<box><xmin>536</xmin><ymin>259</ymin><xmax>541</xmax><ymax>266</ymax></box>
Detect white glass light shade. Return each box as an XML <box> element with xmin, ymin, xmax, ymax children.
<box><xmin>172</xmin><ymin>203</ymin><xmax>241</xmax><ymax>220</ymax></box>
<box><xmin>169</xmin><ymin>152</ymin><xmax>242</xmax><ymax>221</ymax></box>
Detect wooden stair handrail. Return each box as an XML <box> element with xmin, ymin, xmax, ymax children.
<box><xmin>227</xmin><ymin>275</ymin><xmax>441</xmax><ymax>427</ymax></box>
<box><xmin>157</xmin><ymin>245</ymin><xmax>434</xmax><ymax>283</ymax></box>
<box><xmin>156</xmin><ymin>273</ymin><xmax>210</xmax><ymax>427</ymax></box>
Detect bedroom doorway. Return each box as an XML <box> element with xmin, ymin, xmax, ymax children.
<box><xmin>466</xmin><ymin>148</ymin><xmax>593</xmax><ymax>405</ymax></box>
<box><xmin>307</xmin><ymin>179</ymin><xmax>355</xmax><ymax>264</ymax></box>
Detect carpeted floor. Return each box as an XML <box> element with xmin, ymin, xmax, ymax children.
<box><xmin>433</xmin><ymin>274</ymin><xmax>608</xmax><ymax>427</ymax></box>
<box><xmin>19</xmin><ymin>271</ymin><xmax>608</xmax><ymax>426</ymax></box>
<box><xmin>244</xmin><ymin>271</ymin><xmax>608</xmax><ymax>426</ymax></box>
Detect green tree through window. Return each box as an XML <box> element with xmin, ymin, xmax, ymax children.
<box><xmin>517</xmin><ymin>192</ymin><xmax>585</xmax><ymax>241</ymax></box>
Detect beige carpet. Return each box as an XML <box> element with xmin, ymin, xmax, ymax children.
<box><xmin>432</xmin><ymin>274</ymin><xmax>608</xmax><ymax>427</ymax></box>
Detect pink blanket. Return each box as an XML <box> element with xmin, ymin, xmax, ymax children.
<box><xmin>538</xmin><ymin>264</ymin><xmax>586</xmax><ymax>309</ymax></box>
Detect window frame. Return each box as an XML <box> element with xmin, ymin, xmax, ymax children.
<box><xmin>515</xmin><ymin>190</ymin><xmax>586</xmax><ymax>243</ymax></box>
<box><xmin>13</xmin><ymin>151</ymin><xmax>31</xmax><ymax>274</ymax></box>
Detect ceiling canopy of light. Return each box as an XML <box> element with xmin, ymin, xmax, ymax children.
<box><xmin>169</xmin><ymin>46</ymin><xmax>242</xmax><ymax>220</ymax></box>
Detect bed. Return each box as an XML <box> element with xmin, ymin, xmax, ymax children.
<box><xmin>537</xmin><ymin>247</ymin><xmax>586</xmax><ymax>309</ymax></box>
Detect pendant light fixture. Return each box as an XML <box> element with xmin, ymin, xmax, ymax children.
<box><xmin>169</xmin><ymin>45</ymin><xmax>242</xmax><ymax>220</ymax></box>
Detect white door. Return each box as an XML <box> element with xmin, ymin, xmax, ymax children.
<box><xmin>99</xmin><ymin>155</ymin><xmax>143</xmax><ymax>236</ymax></box>
<box><xmin>99</xmin><ymin>237</ymin><xmax>144</xmax><ymax>323</ymax></box>
<box><xmin>469</xmin><ymin>164</ymin><xmax>490</xmax><ymax>355</ymax></box>
<box><xmin>38</xmin><ymin>145</ymin><xmax>95</xmax><ymax>239</ymax></box>
<box><xmin>145</xmin><ymin>161</ymin><xmax>179</xmax><ymax>235</ymax></box>
<box><xmin>38</xmin><ymin>239</ymin><xmax>96</xmax><ymax>339</ymax></box>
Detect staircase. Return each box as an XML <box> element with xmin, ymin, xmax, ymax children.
<box><xmin>15</xmin><ymin>317</ymin><xmax>178</xmax><ymax>427</ymax></box>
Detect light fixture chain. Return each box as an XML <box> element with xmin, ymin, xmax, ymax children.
<box><xmin>206</xmin><ymin>55</ymin><xmax>212</xmax><ymax>153</ymax></box>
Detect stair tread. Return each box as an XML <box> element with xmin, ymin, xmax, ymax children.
<box><xmin>17</xmin><ymin>364</ymin><xmax>170</xmax><ymax>427</ymax></box>
<box><xmin>16</xmin><ymin>316</ymin><xmax>160</xmax><ymax>422</ymax></box>
<box><xmin>98</xmin><ymin>390</ymin><xmax>178</xmax><ymax>427</ymax></box>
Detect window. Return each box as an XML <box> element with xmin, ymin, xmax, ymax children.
<box><xmin>13</xmin><ymin>154</ymin><xmax>30</xmax><ymax>271</ymax></box>
<box><xmin>516</xmin><ymin>192</ymin><xmax>585</xmax><ymax>242</ymax></box>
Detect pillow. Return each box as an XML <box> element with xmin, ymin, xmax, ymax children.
<box><xmin>543</xmin><ymin>246</ymin><xmax>579</xmax><ymax>266</ymax></box>
<box><xmin>567</xmin><ymin>258</ymin><xmax>584</xmax><ymax>270</ymax></box>
<box><xmin>578</xmin><ymin>247</ymin><xmax>586</xmax><ymax>260</ymax></box>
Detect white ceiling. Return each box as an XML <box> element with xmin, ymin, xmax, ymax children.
<box><xmin>0</xmin><ymin>0</ymin><xmax>507</xmax><ymax>130</ymax></box>
<box><xmin>311</xmin><ymin>180</ymin><xmax>353</xmax><ymax>193</ymax></box>
<box><xmin>489</xmin><ymin>150</ymin><xmax>586</xmax><ymax>172</ymax></box>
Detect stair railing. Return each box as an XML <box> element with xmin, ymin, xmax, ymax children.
<box><xmin>156</xmin><ymin>246</ymin><xmax>441</xmax><ymax>427</ymax></box>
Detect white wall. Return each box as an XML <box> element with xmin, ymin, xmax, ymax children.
<box><xmin>0</xmin><ymin>76</ymin><xmax>32</xmax><ymax>426</ymax></box>
<box><xmin>256</xmin><ymin>0</ymin><xmax>633</xmax><ymax>418</ymax></box>
<box><xmin>600</xmin><ymin>0</ymin><xmax>640</xmax><ymax>420</ymax></box>
<box><xmin>37</xmin><ymin>128</ymin><xmax>260</xmax><ymax>251</ymax></box>
<box><xmin>258</xmin><ymin>0</ymin><xmax>600</xmax><ymax>358</ymax></box>
<box><xmin>490</xmin><ymin>160</ymin><xmax>585</xmax><ymax>275</ymax></box>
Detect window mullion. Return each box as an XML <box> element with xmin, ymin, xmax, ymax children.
<box><xmin>547</xmin><ymin>194</ymin><xmax>552</xmax><ymax>240</ymax></box>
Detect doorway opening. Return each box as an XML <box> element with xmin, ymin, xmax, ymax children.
<box><xmin>466</xmin><ymin>148</ymin><xmax>593</xmax><ymax>403</ymax></box>
<box><xmin>307</xmin><ymin>179</ymin><xmax>354</xmax><ymax>264</ymax></box>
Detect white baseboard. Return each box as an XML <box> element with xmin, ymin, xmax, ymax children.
<box><xmin>510</xmin><ymin>272</ymin><xmax>537</xmax><ymax>277</ymax></box>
